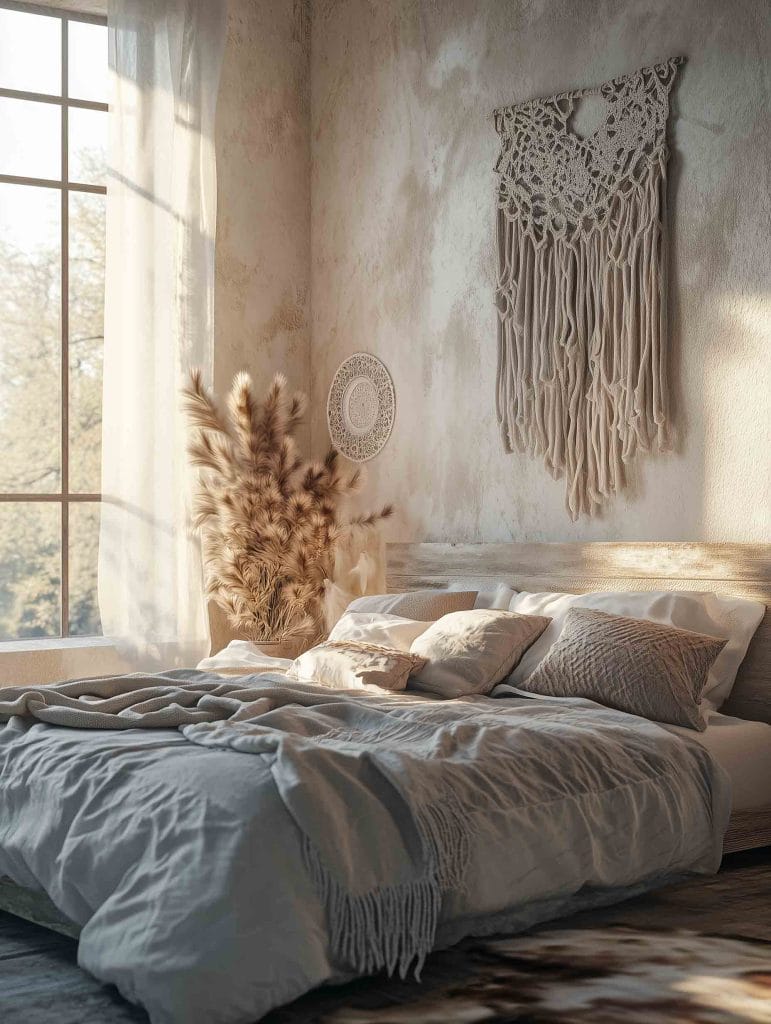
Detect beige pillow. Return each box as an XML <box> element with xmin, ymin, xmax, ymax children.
<box><xmin>517</xmin><ymin>607</ymin><xmax>727</xmax><ymax>730</ymax></box>
<box><xmin>410</xmin><ymin>609</ymin><xmax>551</xmax><ymax>698</ymax></box>
<box><xmin>448</xmin><ymin>580</ymin><xmax>517</xmax><ymax>609</ymax></box>
<box><xmin>345</xmin><ymin>589</ymin><xmax>477</xmax><ymax>622</ymax></box>
<box><xmin>328</xmin><ymin>612</ymin><xmax>431</xmax><ymax>651</ymax></box>
<box><xmin>287</xmin><ymin>640</ymin><xmax>426</xmax><ymax>691</ymax></box>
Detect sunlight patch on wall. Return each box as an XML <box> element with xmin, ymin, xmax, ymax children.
<box><xmin>701</xmin><ymin>293</ymin><xmax>771</xmax><ymax>541</ymax></box>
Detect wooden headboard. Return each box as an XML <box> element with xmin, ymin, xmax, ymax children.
<box><xmin>387</xmin><ymin>542</ymin><xmax>771</xmax><ymax>724</ymax></box>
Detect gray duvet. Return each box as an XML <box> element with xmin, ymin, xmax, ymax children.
<box><xmin>0</xmin><ymin>671</ymin><xmax>730</xmax><ymax>1024</ymax></box>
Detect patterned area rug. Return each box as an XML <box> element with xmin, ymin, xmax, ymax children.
<box><xmin>2</xmin><ymin>909</ymin><xmax>770</xmax><ymax>1022</ymax></box>
<box><xmin>270</xmin><ymin>926</ymin><xmax>771</xmax><ymax>1024</ymax></box>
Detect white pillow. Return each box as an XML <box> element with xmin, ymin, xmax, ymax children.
<box><xmin>328</xmin><ymin>612</ymin><xmax>430</xmax><ymax>652</ymax></box>
<box><xmin>410</xmin><ymin>609</ymin><xmax>551</xmax><ymax>698</ymax></box>
<box><xmin>448</xmin><ymin>580</ymin><xmax>517</xmax><ymax>609</ymax></box>
<box><xmin>507</xmin><ymin>590</ymin><xmax>765</xmax><ymax>708</ymax></box>
<box><xmin>196</xmin><ymin>640</ymin><xmax>293</xmax><ymax>676</ymax></box>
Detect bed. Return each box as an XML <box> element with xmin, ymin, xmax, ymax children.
<box><xmin>0</xmin><ymin>541</ymin><xmax>768</xmax><ymax>1023</ymax></box>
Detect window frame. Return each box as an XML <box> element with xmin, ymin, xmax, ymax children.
<box><xmin>0</xmin><ymin>0</ymin><xmax>107</xmax><ymax>640</ymax></box>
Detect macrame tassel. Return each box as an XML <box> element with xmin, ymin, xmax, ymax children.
<box><xmin>494</xmin><ymin>59</ymin><xmax>682</xmax><ymax>519</ymax></box>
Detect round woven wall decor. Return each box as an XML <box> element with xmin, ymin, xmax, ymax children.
<box><xmin>326</xmin><ymin>353</ymin><xmax>395</xmax><ymax>462</ymax></box>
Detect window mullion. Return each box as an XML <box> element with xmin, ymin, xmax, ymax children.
<box><xmin>0</xmin><ymin>86</ymin><xmax>107</xmax><ymax>112</ymax></box>
<box><xmin>60</xmin><ymin>14</ymin><xmax>68</xmax><ymax>638</ymax></box>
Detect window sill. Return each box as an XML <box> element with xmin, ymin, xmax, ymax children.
<box><xmin>0</xmin><ymin>636</ymin><xmax>113</xmax><ymax>655</ymax></box>
<box><xmin>0</xmin><ymin>636</ymin><xmax>127</xmax><ymax>686</ymax></box>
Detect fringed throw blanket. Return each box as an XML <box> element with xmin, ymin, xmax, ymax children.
<box><xmin>494</xmin><ymin>58</ymin><xmax>683</xmax><ymax>519</ymax></box>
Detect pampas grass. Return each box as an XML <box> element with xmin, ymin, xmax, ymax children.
<box><xmin>182</xmin><ymin>369</ymin><xmax>392</xmax><ymax>643</ymax></box>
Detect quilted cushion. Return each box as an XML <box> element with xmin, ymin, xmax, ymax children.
<box><xmin>517</xmin><ymin>607</ymin><xmax>727</xmax><ymax>730</ymax></box>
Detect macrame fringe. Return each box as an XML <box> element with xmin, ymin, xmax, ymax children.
<box><xmin>496</xmin><ymin>150</ymin><xmax>671</xmax><ymax>521</ymax></box>
<box><xmin>302</xmin><ymin>787</ymin><xmax>471</xmax><ymax>979</ymax></box>
<box><xmin>303</xmin><ymin>838</ymin><xmax>441</xmax><ymax>979</ymax></box>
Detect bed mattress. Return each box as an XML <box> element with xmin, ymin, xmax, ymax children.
<box><xmin>667</xmin><ymin>711</ymin><xmax>771</xmax><ymax>812</ymax></box>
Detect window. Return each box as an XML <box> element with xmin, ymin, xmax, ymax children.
<box><xmin>0</xmin><ymin>2</ymin><xmax>107</xmax><ymax>640</ymax></box>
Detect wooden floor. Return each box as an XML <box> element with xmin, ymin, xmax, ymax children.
<box><xmin>0</xmin><ymin>848</ymin><xmax>769</xmax><ymax>1024</ymax></box>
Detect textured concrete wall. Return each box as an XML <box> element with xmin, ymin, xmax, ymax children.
<box><xmin>310</xmin><ymin>0</ymin><xmax>770</xmax><ymax>542</ymax></box>
<box><xmin>216</xmin><ymin>0</ymin><xmax>311</xmax><ymax>435</ymax></box>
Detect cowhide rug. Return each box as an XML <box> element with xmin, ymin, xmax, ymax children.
<box><xmin>277</xmin><ymin>927</ymin><xmax>771</xmax><ymax>1024</ymax></box>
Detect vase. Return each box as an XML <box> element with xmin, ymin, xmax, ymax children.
<box><xmin>249</xmin><ymin>639</ymin><xmax>306</xmax><ymax>661</ymax></box>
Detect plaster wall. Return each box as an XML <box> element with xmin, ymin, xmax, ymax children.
<box><xmin>216</xmin><ymin>0</ymin><xmax>311</xmax><ymax>429</ymax></box>
<box><xmin>209</xmin><ymin>0</ymin><xmax>312</xmax><ymax>650</ymax></box>
<box><xmin>309</xmin><ymin>0</ymin><xmax>770</xmax><ymax>542</ymax></box>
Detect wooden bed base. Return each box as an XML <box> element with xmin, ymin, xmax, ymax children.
<box><xmin>0</xmin><ymin>876</ymin><xmax>80</xmax><ymax>939</ymax></box>
<box><xmin>723</xmin><ymin>809</ymin><xmax>771</xmax><ymax>854</ymax></box>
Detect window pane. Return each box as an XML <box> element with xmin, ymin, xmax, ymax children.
<box><xmin>69</xmin><ymin>192</ymin><xmax>104</xmax><ymax>493</ymax></box>
<box><xmin>0</xmin><ymin>503</ymin><xmax>61</xmax><ymax>640</ymax></box>
<box><xmin>0</xmin><ymin>8</ymin><xmax>61</xmax><ymax>96</ymax></box>
<box><xmin>68</xmin><ymin>106</ymin><xmax>106</xmax><ymax>184</ymax></box>
<box><xmin>0</xmin><ymin>183</ymin><xmax>61</xmax><ymax>492</ymax></box>
<box><xmin>69</xmin><ymin>502</ymin><xmax>101</xmax><ymax>636</ymax></box>
<box><xmin>0</xmin><ymin>97</ymin><xmax>60</xmax><ymax>180</ymax></box>
<box><xmin>68</xmin><ymin>20</ymin><xmax>108</xmax><ymax>104</ymax></box>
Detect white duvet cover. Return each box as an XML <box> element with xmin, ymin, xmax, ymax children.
<box><xmin>0</xmin><ymin>672</ymin><xmax>730</xmax><ymax>1024</ymax></box>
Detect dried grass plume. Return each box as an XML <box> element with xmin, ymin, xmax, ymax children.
<box><xmin>182</xmin><ymin>369</ymin><xmax>392</xmax><ymax>642</ymax></box>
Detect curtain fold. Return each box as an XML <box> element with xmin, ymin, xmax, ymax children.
<box><xmin>99</xmin><ymin>0</ymin><xmax>226</xmax><ymax>669</ymax></box>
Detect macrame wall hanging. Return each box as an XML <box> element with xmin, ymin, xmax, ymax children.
<box><xmin>493</xmin><ymin>58</ymin><xmax>683</xmax><ymax>520</ymax></box>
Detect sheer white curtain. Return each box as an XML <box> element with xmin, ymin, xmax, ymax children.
<box><xmin>99</xmin><ymin>0</ymin><xmax>226</xmax><ymax>669</ymax></box>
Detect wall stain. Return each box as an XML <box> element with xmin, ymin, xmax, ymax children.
<box><xmin>260</xmin><ymin>290</ymin><xmax>309</xmax><ymax>346</ymax></box>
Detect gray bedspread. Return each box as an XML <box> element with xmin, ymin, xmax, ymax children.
<box><xmin>0</xmin><ymin>671</ymin><xmax>730</xmax><ymax>1024</ymax></box>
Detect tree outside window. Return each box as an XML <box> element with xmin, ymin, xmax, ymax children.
<box><xmin>0</xmin><ymin>2</ymin><xmax>107</xmax><ymax>640</ymax></box>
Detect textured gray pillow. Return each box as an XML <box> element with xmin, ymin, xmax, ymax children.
<box><xmin>517</xmin><ymin>607</ymin><xmax>727</xmax><ymax>730</ymax></box>
<box><xmin>345</xmin><ymin>589</ymin><xmax>477</xmax><ymax>622</ymax></box>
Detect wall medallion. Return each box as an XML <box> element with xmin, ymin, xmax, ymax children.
<box><xmin>327</xmin><ymin>353</ymin><xmax>395</xmax><ymax>462</ymax></box>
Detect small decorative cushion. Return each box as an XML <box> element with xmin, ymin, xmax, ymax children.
<box><xmin>287</xmin><ymin>640</ymin><xmax>427</xmax><ymax>691</ymax></box>
<box><xmin>328</xmin><ymin>612</ymin><xmax>431</xmax><ymax>652</ymax></box>
<box><xmin>346</xmin><ymin>589</ymin><xmax>477</xmax><ymax>621</ymax></box>
<box><xmin>516</xmin><ymin>607</ymin><xmax>728</xmax><ymax>730</ymax></box>
<box><xmin>409</xmin><ymin>609</ymin><xmax>551</xmax><ymax>698</ymax></box>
